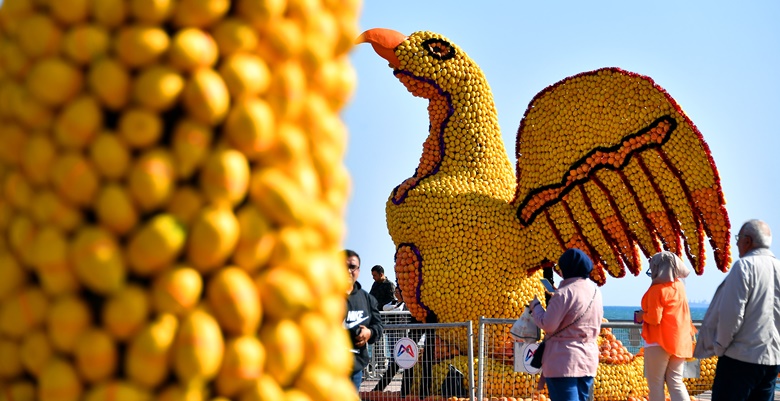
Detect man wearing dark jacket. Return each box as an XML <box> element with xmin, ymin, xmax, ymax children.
<box><xmin>344</xmin><ymin>249</ymin><xmax>383</xmax><ymax>394</ymax></box>
<box><xmin>369</xmin><ymin>265</ymin><xmax>396</xmax><ymax>308</ymax></box>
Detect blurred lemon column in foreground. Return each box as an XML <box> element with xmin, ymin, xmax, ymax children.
<box><xmin>0</xmin><ymin>0</ymin><xmax>361</xmax><ymax>400</ymax></box>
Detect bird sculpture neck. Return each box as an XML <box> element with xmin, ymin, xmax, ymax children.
<box><xmin>390</xmin><ymin>70</ymin><xmax>516</xmax><ymax>205</ymax></box>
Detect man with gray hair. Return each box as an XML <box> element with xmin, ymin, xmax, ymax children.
<box><xmin>695</xmin><ymin>219</ymin><xmax>780</xmax><ymax>400</ymax></box>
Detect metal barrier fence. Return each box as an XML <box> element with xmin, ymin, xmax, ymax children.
<box><xmin>360</xmin><ymin>312</ymin><xmax>475</xmax><ymax>400</ymax></box>
<box><xmin>476</xmin><ymin>317</ymin><xmax>703</xmax><ymax>400</ymax></box>
<box><xmin>362</xmin><ymin>311</ymin><xmax>700</xmax><ymax>400</ymax></box>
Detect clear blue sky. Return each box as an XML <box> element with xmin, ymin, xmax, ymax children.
<box><xmin>342</xmin><ymin>1</ymin><xmax>780</xmax><ymax>306</ymax></box>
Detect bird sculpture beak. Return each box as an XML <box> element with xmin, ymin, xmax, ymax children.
<box><xmin>355</xmin><ymin>28</ymin><xmax>406</xmax><ymax>69</ymax></box>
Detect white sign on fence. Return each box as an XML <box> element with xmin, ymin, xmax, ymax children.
<box><xmin>394</xmin><ymin>337</ymin><xmax>420</xmax><ymax>369</ymax></box>
<box><xmin>513</xmin><ymin>342</ymin><xmax>542</xmax><ymax>374</ymax></box>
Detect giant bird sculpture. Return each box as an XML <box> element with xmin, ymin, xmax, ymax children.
<box><xmin>356</xmin><ymin>28</ymin><xmax>730</xmax><ymax>327</ymax></box>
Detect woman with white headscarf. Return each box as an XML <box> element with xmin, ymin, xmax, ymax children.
<box><xmin>636</xmin><ymin>251</ymin><xmax>696</xmax><ymax>401</ymax></box>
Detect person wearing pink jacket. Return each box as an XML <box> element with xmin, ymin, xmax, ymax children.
<box><xmin>637</xmin><ymin>251</ymin><xmax>695</xmax><ymax>401</ymax></box>
<box><xmin>530</xmin><ymin>248</ymin><xmax>604</xmax><ymax>401</ymax></box>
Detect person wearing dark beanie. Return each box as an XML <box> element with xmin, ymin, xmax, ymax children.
<box><xmin>558</xmin><ymin>248</ymin><xmax>594</xmax><ymax>279</ymax></box>
<box><xmin>529</xmin><ymin>248</ymin><xmax>604</xmax><ymax>401</ymax></box>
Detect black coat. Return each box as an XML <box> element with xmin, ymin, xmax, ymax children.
<box><xmin>370</xmin><ymin>279</ymin><xmax>396</xmax><ymax>308</ymax></box>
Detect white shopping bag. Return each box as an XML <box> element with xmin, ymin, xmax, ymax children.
<box><xmin>510</xmin><ymin>306</ymin><xmax>540</xmax><ymax>342</ymax></box>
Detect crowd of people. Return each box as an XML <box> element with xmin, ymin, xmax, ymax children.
<box><xmin>344</xmin><ymin>218</ymin><xmax>779</xmax><ymax>401</ymax></box>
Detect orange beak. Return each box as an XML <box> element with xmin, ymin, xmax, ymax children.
<box><xmin>355</xmin><ymin>28</ymin><xmax>407</xmax><ymax>69</ymax></box>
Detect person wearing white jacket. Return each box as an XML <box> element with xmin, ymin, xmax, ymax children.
<box><xmin>694</xmin><ymin>219</ymin><xmax>780</xmax><ymax>401</ymax></box>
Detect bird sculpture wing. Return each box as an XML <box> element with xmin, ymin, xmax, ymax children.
<box><xmin>512</xmin><ymin>68</ymin><xmax>730</xmax><ymax>283</ymax></box>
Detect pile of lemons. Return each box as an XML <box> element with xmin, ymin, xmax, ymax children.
<box><xmin>0</xmin><ymin>0</ymin><xmax>360</xmax><ymax>400</ymax></box>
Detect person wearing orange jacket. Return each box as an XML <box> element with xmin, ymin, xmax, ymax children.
<box><xmin>636</xmin><ymin>251</ymin><xmax>696</xmax><ymax>401</ymax></box>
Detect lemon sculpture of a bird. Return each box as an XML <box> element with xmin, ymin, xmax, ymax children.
<box><xmin>357</xmin><ymin>28</ymin><xmax>731</xmax><ymax>328</ymax></box>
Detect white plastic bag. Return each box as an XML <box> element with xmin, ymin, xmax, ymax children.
<box><xmin>510</xmin><ymin>306</ymin><xmax>540</xmax><ymax>342</ymax></box>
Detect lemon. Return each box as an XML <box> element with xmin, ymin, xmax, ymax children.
<box><xmin>186</xmin><ymin>205</ymin><xmax>239</xmax><ymax>273</ymax></box>
<box><xmin>31</xmin><ymin>226</ymin><xmax>80</xmax><ymax>296</ymax></box>
<box><xmin>49</xmin><ymin>151</ymin><xmax>99</xmax><ymax>207</ymax></box>
<box><xmin>126</xmin><ymin>313</ymin><xmax>178</xmax><ymax>388</ymax></box>
<box><xmin>73</xmin><ymin>328</ymin><xmax>117</xmax><ymax>383</ymax></box>
<box><xmin>48</xmin><ymin>0</ymin><xmax>89</xmax><ymax>25</ymax></box>
<box><xmin>0</xmin><ymin>381</ymin><xmax>36</xmax><ymax>401</ymax></box>
<box><xmin>38</xmin><ymin>358</ymin><xmax>83</xmax><ymax>401</ymax></box>
<box><xmin>172</xmin><ymin>0</ymin><xmax>230</xmax><ymax>28</ymax></box>
<box><xmin>182</xmin><ymin>68</ymin><xmax>229</xmax><ymax>125</ymax></box>
<box><xmin>157</xmin><ymin>383</ymin><xmax>210</xmax><ymax>401</ymax></box>
<box><xmin>132</xmin><ymin>64</ymin><xmax>185</xmax><ymax>111</ymax></box>
<box><xmin>115</xmin><ymin>25</ymin><xmax>170</xmax><ymax>68</ymax></box>
<box><xmin>267</xmin><ymin>61</ymin><xmax>307</xmax><ymax>120</ymax></box>
<box><xmin>62</xmin><ymin>24</ymin><xmax>110</xmax><ymax>65</ymax></box>
<box><xmin>165</xmin><ymin>185</ymin><xmax>204</xmax><ymax>227</ymax></box>
<box><xmin>210</xmin><ymin>18</ymin><xmax>258</xmax><ymax>57</ymax></box>
<box><xmin>20</xmin><ymin>330</ymin><xmax>53</xmax><ymax>377</ymax></box>
<box><xmin>3</xmin><ymin>170</ymin><xmax>33</xmax><ymax>211</ymax></box>
<box><xmin>257</xmin><ymin>19</ymin><xmax>302</xmax><ymax>61</ymax></box>
<box><xmin>216</xmin><ymin>336</ymin><xmax>265</xmax><ymax>397</ymax></box>
<box><xmin>206</xmin><ymin>267</ymin><xmax>260</xmax><ymax>335</ymax></box>
<box><xmin>0</xmin><ymin>286</ymin><xmax>48</xmax><ymax>339</ymax></box>
<box><xmin>53</xmin><ymin>94</ymin><xmax>103</xmax><ymax>149</ymax></box>
<box><xmin>17</xmin><ymin>13</ymin><xmax>62</xmax><ymax>59</ymax></box>
<box><xmin>128</xmin><ymin>148</ymin><xmax>176</xmax><ymax>212</ymax></box>
<box><xmin>130</xmin><ymin>0</ymin><xmax>176</xmax><ymax>24</ymax></box>
<box><xmin>168</xmin><ymin>28</ymin><xmax>218</xmax><ymax>71</ymax></box>
<box><xmin>232</xmin><ymin>203</ymin><xmax>275</xmax><ymax>273</ymax></box>
<box><xmin>102</xmin><ymin>285</ymin><xmax>149</xmax><ymax>341</ymax></box>
<box><xmin>126</xmin><ymin>213</ymin><xmax>187</xmax><ymax>276</ymax></box>
<box><xmin>172</xmin><ymin>118</ymin><xmax>213</xmax><ymax>179</ymax></box>
<box><xmin>89</xmin><ymin>131</ymin><xmax>131</xmax><ymax>180</ymax></box>
<box><xmin>0</xmin><ymin>252</ymin><xmax>25</xmax><ymax>301</ymax></box>
<box><xmin>259</xmin><ymin>319</ymin><xmax>304</xmax><ymax>387</ymax></box>
<box><xmin>236</xmin><ymin>0</ymin><xmax>286</xmax><ymax>30</ymax></box>
<box><xmin>0</xmin><ymin>40</ymin><xmax>31</xmax><ymax>78</ymax></box>
<box><xmin>10</xmin><ymin>87</ymin><xmax>54</xmax><ymax>131</ymax></box>
<box><xmin>90</xmin><ymin>0</ymin><xmax>128</xmax><ymax>29</ymax></box>
<box><xmin>83</xmin><ymin>381</ymin><xmax>151</xmax><ymax>401</ymax></box>
<box><xmin>0</xmin><ymin>123</ymin><xmax>26</xmax><ymax>166</ymax></box>
<box><xmin>173</xmin><ymin>307</ymin><xmax>225</xmax><ymax>381</ymax></box>
<box><xmin>0</xmin><ymin>0</ymin><xmax>35</xmax><ymax>36</ymax></box>
<box><xmin>70</xmin><ymin>225</ymin><xmax>127</xmax><ymax>295</ymax></box>
<box><xmin>8</xmin><ymin>214</ymin><xmax>39</xmax><ymax>267</ymax></box>
<box><xmin>95</xmin><ymin>184</ymin><xmax>139</xmax><ymax>236</ymax></box>
<box><xmin>240</xmin><ymin>375</ymin><xmax>285</xmax><ymax>401</ymax></box>
<box><xmin>224</xmin><ymin>98</ymin><xmax>276</xmax><ymax>160</ymax></box>
<box><xmin>256</xmin><ymin>268</ymin><xmax>314</xmax><ymax>321</ymax></box>
<box><xmin>46</xmin><ymin>295</ymin><xmax>91</xmax><ymax>353</ymax></box>
<box><xmin>87</xmin><ymin>57</ymin><xmax>130</xmax><ymax>110</ymax></box>
<box><xmin>199</xmin><ymin>148</ymin><xmax>250</xmax><ymax>206</ymax></box>
<box><xmin>29</xmin><ymin>190</ymin><xmax>83</xmax><ymax>233</ymax></box>
<box><xmin>118</xmin><ymin>107</ymin><xmax>163</xmax><ymax>149</ymax></box>
<box><xmin>26</xmin><ymin>57</ymin><xmax>83</xmax><ymax>107</ymax></box>
<box><xmin>218</xmin><ymin>53</ymin><xmax>271</xmax><ymax>99</ymax></box>
<box><xmin>152</xmin><ymin>265</ymin><xmax>203</xmax><ymax>315</ymax></box>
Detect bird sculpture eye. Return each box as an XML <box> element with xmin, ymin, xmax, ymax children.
<box><xmin>422</xmin><ymin>38</ymin><xmax>455</xmax><ymax>61</ymax></box>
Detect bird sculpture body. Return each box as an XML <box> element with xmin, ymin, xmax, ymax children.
<box><xmin>357</xmin><ymin>28</ymin><xmax>731</xmax><ymax>329</ymax></box>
